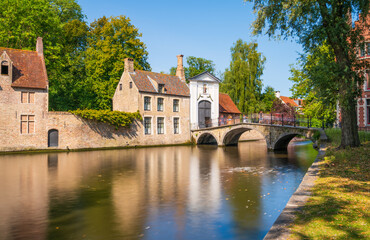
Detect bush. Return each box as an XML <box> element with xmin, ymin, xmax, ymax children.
<box><xmin>70</xmin><ymin>109</ymin><xmax>142</xmax><ymax>129</ymax></box>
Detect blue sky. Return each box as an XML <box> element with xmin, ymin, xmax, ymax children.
<box><xmin>78</xmin><ymin>0</ymin><xmax>303</xmax><ymax>97</ymax></box>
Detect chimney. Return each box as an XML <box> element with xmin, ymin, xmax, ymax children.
<box><xmin>36</xmin><ymin>37</ymin><xmax>43</xmax><ymax>55</ymax></box>
<box><xmin>176</xmin><ymin>55</ymin><xmax>185</xmax><ymax>82</ymax></box>
<box><xmin>124</xmin><ymin>58</ymin><xmax>134</xmax><ymax>72</ymax></box>
<box><xmin>275</xmin><ymin>91</ymin><xmax>281</xmax><ymax>98</ymax></box>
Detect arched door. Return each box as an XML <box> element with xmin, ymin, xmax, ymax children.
<box><xmin>48</xmin><ymin>129</ymin><xmax>59</xmax><ymax>147</ymax></box>
<box><xmin>198</xmin><ymin>100</ymin><xmax>211</xmax><ymax>128</ymax></box>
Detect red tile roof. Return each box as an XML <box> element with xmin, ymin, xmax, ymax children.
<box><xmin>0</xmin><ymin>47</ymin><xmax>48</xmax><ymax>89</ymax></box>
<box><xmin>129</xmin><ymin>70</ymin><xmax>189</xmax><ymax>97</ymax></box>
<box><xmin>219</xmin><ymin>93</ymin><xmax>241</xmax><ymax>114</ymax></box>
<box><xmin>280</xmin><ymin>96</ymin><xmax>301</xmax><ymax>107</ymax></box>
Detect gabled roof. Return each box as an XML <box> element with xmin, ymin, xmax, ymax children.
<box><xmin>280</xmin><ymin>96</ymin><xmax>301</xmax><ymax>107</ymax></box>
<box><xmin>219</xmin><ymin>93</ymin><xmax>241</xmax><ymax>114</ymax></box>
<box><xmin>129</xmin><ymin>70</ymin><xmax>189</xmax><ymax>97</ymax></box>
<box><xmin>188</xmin><ymin>71</ymin><xmax>221</xmax><ymax>83</ymax></box>
<box><xmin>0</xmin><ymin>47</ymin><xmax>48</xmax><ymax>89</ymax></box>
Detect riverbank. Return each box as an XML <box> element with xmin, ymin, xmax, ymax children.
<box><xmin>288</xmin><ymin>129</ymin><xmax>370</xmax><ymax>239</ymax></box>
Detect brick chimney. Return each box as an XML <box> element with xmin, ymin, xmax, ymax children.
<box><xmin>36</xmin><ymin>37</ymin><xmax>43</xmax><ymax>55</ymax></box>
<box><xmin>275</xmin><ymin>91</ymin><xmax>281</xmax><ymax>98</ymax></box>
<box><xmin>124</xmin><ymin>58</ymin><xmax>134</xmax><ymax>72</ymax></box>
<box><xmin>176</xmin><ymin>55</ymin><xmax>185</xmax><ymax>82</ymax></box>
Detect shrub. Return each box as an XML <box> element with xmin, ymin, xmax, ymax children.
<box><xmin>70</xmin><ymin>109</ymin><xmax>142</xmax><ymax>129</ymax></box>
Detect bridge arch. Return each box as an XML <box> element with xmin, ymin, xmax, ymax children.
<box><xmin>272</xmin><ymin>132</ymin><xmax>313</xmax><ymax>151</ymax></box>
<box><xmin>197</xmin><ymin>132</ymin><xmax>218</xmax><ymax>145</ymax></box>
<box><xmin>221</xmin><ymin>126</ymin><xmax>266</xmax><ymax>146</ymax></box>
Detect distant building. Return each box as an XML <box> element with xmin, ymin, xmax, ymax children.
<box><xmin>113</xmin><ymin>55</ymin><xmax>190</xmax><ymax>144</ymax></box>
<box><xmin>219</xmin><ymin>93</ymin><xmax>241</xmax><ymax>125</ymax></box>
<box><xmin>188</xmin><ymin>71</ymin><xmax>221</xmax><ymax>129</ymax></box>
<box><xmin>275</xmin><ymin>91</ymin><xmax>303</xmax><ymax>112</ymax></box>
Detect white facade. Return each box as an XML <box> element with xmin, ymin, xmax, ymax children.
<box><xmin>188</xmin><ymin>72</ymin><xmax>220</xmax><ymax>129</ymax></box>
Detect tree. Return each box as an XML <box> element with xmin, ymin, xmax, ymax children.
<box><xmin>84</xmin><ymin>16</ymin><xmax>151</xmax><ymax>110</ymax></box>
<box><xmin>246</xmin><ymin>0</ymin><xmax>369</xmax><ymax>148</ymax></box>
<box><xmin>271</xmin><ymin>98</ymin><xmax>296</xmax><ymax>116</ymax></box>
<box><xmin>220</xmin><ymin>39</ymin><xmax>265</xmax><ymax>114</ymax></box>
<box><xmin>170</xmin><ymin>56</ymin><xmax>216</xmax><ymax>79</ymax></box>
<box><xmin>289</xmin><ymin>44</ymin><xmax>337</xmax><ymax>127</ymax></box>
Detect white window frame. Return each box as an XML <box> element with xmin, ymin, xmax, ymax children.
<box><xmin>173</xmin><ymin>116</ymin><xmax>180</xmax><ymax>134</ymax></box>
<box><xmin>156</xmin><ymin>116</ymin><xmax>165</xmax><ymax>134</ymax></box>
<box><xmin>143</xmin><ymin>95</ymin><xmax>152</xmax><ymax>111</ymax></box>
<box><xmin>173</xmin><ymin>98</ymin><xmax>180</xmax><ymax>112</ymax></box>
<box><xmin>157</xmin><ymin>97</ymin><xmax>164</xmax><ymax>112</ymax></box>
<box><xmin>143</xmin><ymin>116</ymin><xmax>152</xmax><ymax>135</ymax></box>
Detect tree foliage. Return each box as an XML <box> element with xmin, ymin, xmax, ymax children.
<box><xmin>271</xmin><ymin>98</ymin><xmax>296</xmax><ymax>116</ymax></box>
<box><xmin>246</xmin><ymin>0</ymin><xmax>370</xmax><ymax>148</ymax></box>
<box><xmin>220</xmin><ymin>39</ymin><xmax>268</xmax><ymax>114</ymax></box>
<box><xmin>289</xmin><ymin>44</ymin><xmax>337</xmax><ymax>126</ymax></box>
<box><xmin>170</xmin><ymin>56</ymin><xmax>215</xmax><ymax>79</ymax></box>
<box><xmin>71</xmin><ymin>109</ymin><xmax>142</xmax><ymax>129</ymax></box>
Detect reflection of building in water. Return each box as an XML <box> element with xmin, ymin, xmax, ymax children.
<box><xmin>0</xmin><ymin>155</ymin><xmax>49</xmax><ymax>240</ymax></box>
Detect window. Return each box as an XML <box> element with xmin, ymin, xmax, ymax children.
<box><xmin>21</xmin><ymin>92</ymin><xmax>35</xmax><ymax>103</ymax></box>
<box><xmin>129</xmin><ymin>82</ymin><xmax>133</xmax><ymax>89</ymax></box>
<box><xmin>158</xmin><ymin>84</ymin><xmax>165</xmax><ymax>93</ymax></box>
<box><xmin>144</xmin><ymin>117</ymin><xmax>151</xmax><ymax>135</ymax></box>
<box><xmin>144</xmin><ymin>97</ymin><xmax>151</xmax><ymax>111</ymax></box>
<box><xmin>367</xmin><ymin>99</ymin><xmax>370</xmax><ymax>125</ymax></box>
<box><xmin>203</xmin><ymin>84</ymin><xmax>207</xmax><ymax>94</ymax></box>
<box><xmin>20</xmin><ymin>115</ymin><xmax>35</xmax><ymax>134</ymax></box>
<box><xmin>174</xmin><ymin>117</ymin><xmax>179</xmax><ymax>134</ymax></box>
<box><xmin>360</xmin><ymin>45</ymin><xmax>366</xmax><ymax>57</ymax></box>
<box><xmin>157</xmin><ymin>98</ymin><xmax>164</xmax><ymax>111</ymax></box>
<box><xmin>367</xmin><ymin>43</ymin><xmax>370</xmax><ymax>56</ymax></box>
<box><xmin>367</xmin><ymin>70</ymin><xmax>370</xmax><ymax>90</ymax></box>
<box><xmin>173</xmin><ymin>99</ymin><xmax>179</xmax><ymax>112</ymax></box>
<box><xmin>157</xmin><ymin>117</ymin><xmax>164</xmax><ymax>134</ymax></box>
<box><xmin>1</xmin><ymin>61</ymin><xmax>8</xmax><ymax>75</ymax></box>
<box><xmin>119</xmin><ymin>84</ymin><xmax>122</xmax><ymax>91</ymax></box>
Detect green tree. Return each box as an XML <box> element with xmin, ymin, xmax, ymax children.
<box><xmin>289</xmin><ymin>44</ymin><xmax>337</xmax><ymax>127</ymax></box>
<box><xmin>220</xmin><ymin>39</ymin><xmax>265</xmax><ymax>114</ymax></box>
<box><xmin>246</xmin><ymin>0</ymin><xmax>369</xmax><ymax>148</ymax></box>
<box><xmin>84</xmin><ymin>16</ymin><xmax>150</xmax><ymax>110</ymax></box>
<box><xmin>170</xmin><ymin>56</ymin><xmax>216</xmax><ymax>79</ymax></box>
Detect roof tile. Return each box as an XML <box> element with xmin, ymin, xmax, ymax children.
<box><xmin>219</xmin><ymin>93</ymin><xmax>241</xmax><ymax>114</ymax></box>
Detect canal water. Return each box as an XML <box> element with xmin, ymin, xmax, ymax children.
<box><xmin>0</xmin><ymin>140</ymin><xmax>317</xmax><ymax>240</ymax></box>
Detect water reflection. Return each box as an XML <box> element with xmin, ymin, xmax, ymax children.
<box><xmin>0</xmin><ymin>141</ymin><xmax>317</xmax><ymax>240</ymax></box>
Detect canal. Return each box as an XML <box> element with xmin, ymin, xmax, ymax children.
<box><xmin>0</xmin><ymin>140</ymin><xmax>317</xmax><ymax>240</ymax></box>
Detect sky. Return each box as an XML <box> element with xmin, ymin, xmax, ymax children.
<box><xmin>78</xmin><ymin>0</ymin><xmax>303</xmax><ymax>97</ymax></box>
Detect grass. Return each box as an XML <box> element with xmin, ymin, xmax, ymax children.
<box><xmin>288</xmin><ymin>129</ymin><xmax>370</xmax><ymax>240</ymax></box>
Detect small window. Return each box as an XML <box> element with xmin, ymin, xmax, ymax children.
<box><xmin>203</xmin><ymin>84</ymin><xmax>207</xmax><ymax>94</ymax></box>
<box><xmin>360</xmin><ymin>45</ymin><xmax>366</xmax><ymax>57</ymax></box>
<box><xmin>174</xmin><ymin>117</ymin><xmax>179</xmax><ymax>134</ymax></box>
<box><xmin>21</xmin><ymin>92</ymin><xmax>35</xmax><ymax>103</ymax></box>
<box><xmin>158</xmin><ymin>84</ymin><xmax>165</xmax><ymax>93</ymax></box>
<box><xmin>119</xmin><ymin>84</ymin><xmax>122</xmax><ymax>91</ymax></box>
<box><xmin>367</xmin><ymin>70</ymin><xmax>370</xmax><ymax>90</ymax></box>
<box><xmin>157</xmin><ymin>98</ymin><xmax>164</xmax><ymax>111</ymax></box>
<box><xmin>1</xmin><ymin>61</ymin><xmax>9</xmax><ymax>75</ymax></box>
<box><xmin>129</xmin><ymin>82</ymin><xmax>133</xmax><ymax>89</ymax></box>
<box><xmin>173</xmin><ymin>99</ymin><xmax>179</xmax><ymax>112</ymax></box>
<box><xmin>367</xmin><ymin>43</ymin><xmax>370</xmax><ymax>56</ymax></box>
<box><xmin>20</xmin><ymin>115</ymin><xmax>35</xmax><ymax>134</ymax></box>
<box><xmin>157</xmin><ymin>117</ymin><xmax>164</xmax><ymax>134</ymax></box>
<box><xmin>367</xmin><ymin>99</ymin><xmax>370</xmax><ymax>124</ymax></box>
<box><xmin>144</xmin><ymin>117</ymin><xmax>151</xmax><ymax>135</ymax></box>
<box><xmin>144</xmin><ymin>97</ymin><xmax>151</xmax><ymax>111</ymax></box>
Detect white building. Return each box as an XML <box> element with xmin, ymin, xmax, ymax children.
<box><xmin>188</xmin><ymin>71</ymin><xmax>221</xmax><ymax>129</ymax></box>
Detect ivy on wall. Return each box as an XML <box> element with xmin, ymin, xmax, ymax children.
<box><xmin>70</xmin><ymin>109</ymin><xmax>142</xmax><ymax>129</ymax></box>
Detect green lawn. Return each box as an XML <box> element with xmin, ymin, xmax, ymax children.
<box><xmin>288</xmin><ymin>129</ymin><xmax>370</xmax><ymax>240</ymax></box>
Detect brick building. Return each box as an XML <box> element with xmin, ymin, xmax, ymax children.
<box><xmin>113</xmin><ymin>56</ymin><xmax>190</xmax><ymax>144</ymax></box>
<box><xmin>219</xmin><ymin>93</ymin><xmax>241</xmax><ymax>125</ymax></box>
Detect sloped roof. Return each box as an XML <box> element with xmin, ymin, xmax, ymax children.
<box><xmin>188</xmin><ymin>71</ymin><xmax>221</xmax><ymax>82</ymax></box>
<box><xmin>280</xmin><ymin>96</ymin><xmax>301</xmax><ymax>107</ymax></box>
<box><xmin>219</xmin><ymin>93</ymin><xmax>241</xmax><ymax>114</ymax></box>
<box><xmin>0</xmin><ymin>47</ymin><xmax>48</xmax><ymax>89</ymax></box>
<box><xmin>129</xmin><ymin>70</ymin><xmax>190</xmax><ymax>97</ymax></box>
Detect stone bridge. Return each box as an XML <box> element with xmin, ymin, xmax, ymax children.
<box><xmin>191</xmin><ymin>123</ymin><xmax>327</xmax><ymax>151</ymax></box>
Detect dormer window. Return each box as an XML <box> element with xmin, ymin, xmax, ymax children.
<box><xmin>158</xmin><ymin>84</ymin><xmax>165</xmax><ymax>93</ymax></box>
<box><xmin>1</xmin><ymin>61</ymin><xmax>9</xmax><ymax>75</ymax></box>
